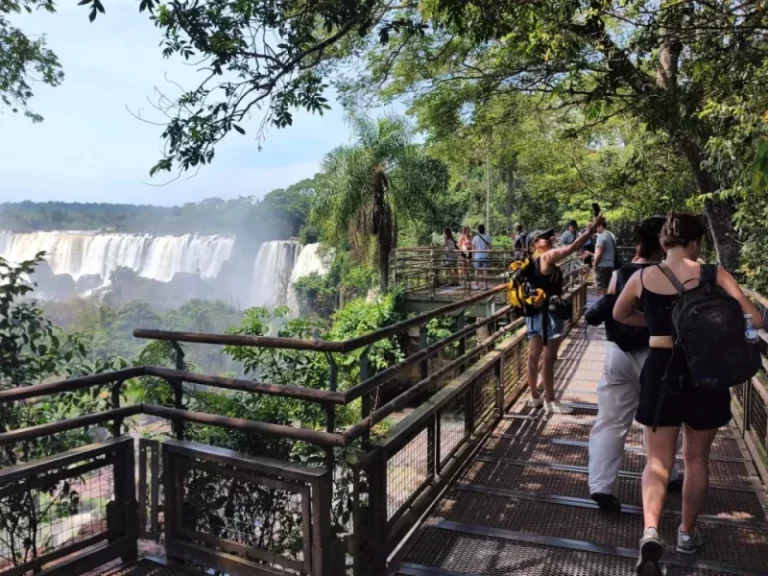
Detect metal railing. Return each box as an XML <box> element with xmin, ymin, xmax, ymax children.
<box><xmin>736</xmin><ymin>289</ymin><xmax>768</xmax><ymax>484</ymax></box>
<box><xmin>0</xmin><ymin>268</ymin><xmax>589</xmax><ymax>576</ymax></box>
<box><xmin>0</xmin><ymin>437</ymin><xmax>137</xmax><ymax>576</ymax></box>
<box><xmin>348</xmin><ymin>275</ymin><xmax>590</xmax><ymax>575</ymax></box>
<box><xmin>390</xmin><ymin>247</ymin><xmax>586</xmax><ymax>298</ymax></box>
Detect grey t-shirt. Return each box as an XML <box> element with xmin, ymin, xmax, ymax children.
<box><xmin>595</xmin><ymin>231</ymin><xmax>616</xmax><ymax>268</ymax></box>
<box><xmin>560</xmin><ymin>230</ymin><xmax>575</xmax><ymax>245</ymax></box>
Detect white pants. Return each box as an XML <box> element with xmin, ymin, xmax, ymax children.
<box><xmin>588</xmin><ymin>342</ymin><xmax>681</xmax><ymax>495</ymax></box>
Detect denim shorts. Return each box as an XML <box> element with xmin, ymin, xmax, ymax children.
<box><xmin>473</xmin><ymin>259</ymin><xmax>490</xmax><ymax>270</ymax></box>
<box><xmin>525</xmin><ymin>312</ymin><xmax>565</xmax><ymax>341</ymax></box>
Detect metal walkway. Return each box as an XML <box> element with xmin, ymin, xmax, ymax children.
<box><xmin>392</xmin><ymin>322</ymin><xmax>768</xmax><ymax>576</ymax></box>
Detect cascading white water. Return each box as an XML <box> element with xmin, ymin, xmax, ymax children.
<box><xmin>248</xmin><ymin>240</ymin><xmax>302</xmax><ymax>308</ymax></box>
<box><xmin>286</xmin><ymin>243</ymin><xmax>333</xmax><ymax>313</ymax></box>
<box><xmin>0</xmin><ymin>231</ymin><xmax>235</xmax><ymax>283</ymax></box>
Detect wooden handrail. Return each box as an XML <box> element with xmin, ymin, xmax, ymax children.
<box><xmin>0</xmin><ymin>367</ymin><xmax>145</xmax><ymax>403</ymax></box>
<box><xmin>0</xmin><ymin>405</ymin><xmax>142</xmax><ymax>446</ymax></box>
<box><xmin>0</xmin><ymin>278</ymin><xmax>589</xmax><ymax>450</ymax></box>
<box><xmin>134</xmin><ymin>284</ymin><xmax>507</xmax><ymax>353</ymax></box>
<box><xmin>344</xmin><ymin>305</ymin><xmax>516</xmax><ymax>402</ymax></box>
<box><xmin>143</xmin><ymin>367</ymin><xmax>346</xmax><ymax>404</ymax></box>
<box><xmin>142</xmin><ymin>404</ymin><xmax>346</xmax><ymax>448</ymax></box>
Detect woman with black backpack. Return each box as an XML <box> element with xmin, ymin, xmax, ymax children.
<box><xmin>614</xmin><ymin>213</ymin><xmax>763</xmax><ymax>575</ymax></box>
<box><xmin>585</xmin><ymin>217</ymin><xmax>682</xmax><ymax>513</ymax></box>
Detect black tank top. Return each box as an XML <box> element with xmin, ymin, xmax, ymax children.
<box><xmin>640</xmin><ymin>266</ymin><xmax>678</xmax><ymax>337</ymax></box>
<box><xmin>530</xmin><ymin>257</ymin><xmax>563</xmax><ymax>297</ymax></box>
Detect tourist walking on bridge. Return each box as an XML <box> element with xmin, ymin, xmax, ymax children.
<box><xmin>471</xmin><ymin>225</ymin><xmax>493</xmax><ymax>283</ymax></box>
<box><xmin>614</xmin><ymin>213</ymin><xmax>763</xmax><ymax>575</ymax></box>
<box><xmin>593</xmin><ymin>219</ymin><xmax>618</xmax><ymax>296</ymax></box>
<box><xmin>586</xmin><ymin>217</ymin><xmax>681</xmax><ymax>513</ymax></box>
<box><xmin>526</xmin><ymin>215</ymin><xmax>604</xmax><ymax>414</ymax></box>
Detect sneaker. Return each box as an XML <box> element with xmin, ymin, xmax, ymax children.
<box><xmin>591</xmin><ymin>492</ymin><xmax>622</xmax><ymax>513</ymax></box>
<box><xmin>545</xmin><ymin>400</ymin><xmax>573</xmax><ymax>414</ymax></box>
<box><xmin>676</xmin><ymin>526</ymin><xmax>704</xmax><ymax>555</ymax></box>
<box><xmin>528</xmin><ymin>396</ymin><xmax>544</xmax><ymax>409</ymax></box>
<box><xmin>636</xmin><ymin>527</ymin><xmax>663</xmax><ymax>576</ymax></box>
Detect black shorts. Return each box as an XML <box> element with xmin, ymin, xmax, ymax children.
<box><xmin>636</xmin><ymin>348</ymin><xmax>732</xmax><ymax>430</ymax></box>
<box><xmin>595</xmin><ymin>267</ymin><xmax>613</xmax><ymax>291</ymax></box>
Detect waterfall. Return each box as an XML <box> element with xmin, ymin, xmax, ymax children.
<box><xmin>248</xmin><ymin>240</ymin><xmax>302</xmax><ymax>308</ymax></box>
<box><xmin>0</xmin><ymin>231</ymin><xmax>235</xmax><ymax>283</ymax></box>
<box><xmin>286</xmin><ymin>244</ymin><xmax>333</xmax><ymax>313</ymax></box>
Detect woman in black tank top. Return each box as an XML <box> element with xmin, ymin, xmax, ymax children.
<box><xmin>523</xmin><ymin>216</ymin><xmax>603</xmax><ymax>415</ymax></box>
<box><xmin>614</xmin><ymin>213</ymin><xmax>763</xmax><ymax>575</ymax></box>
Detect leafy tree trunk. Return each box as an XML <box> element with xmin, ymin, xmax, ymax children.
<box><xmin>654</xmin><ymin>10</ymin><xmax>739</xmax><ymax>271</ymax></box>
<box><xmin>500</xmin><ymin>153</ymin><xmax>517</xmax><ymax>233</ymax></box>
<box><xmin>676</xmin><ymin>137</ymin><xmax>739</xmax><ymax>270</ymax></box>
<box><xmin>372</xmin><ymin>168</ymin><xmax>391</xmax><ymax>291</ymax></box>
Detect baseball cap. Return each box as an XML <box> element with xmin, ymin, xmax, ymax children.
<box><xmin>525</xmin><ymin>228</ymin><xmax>555</xmax><ymax>251</ymax></box>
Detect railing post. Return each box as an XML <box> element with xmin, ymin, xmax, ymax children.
<box><xmin>743</xmin><ymin>381</ymin><xmax>751</xmax><ymax>437</ymax></box>
<box><xmin>457</xmin><ymin>311</ymin><xmax>467</xmax><ymax>374</ymax></box>
<box><xmin>324</xmin><ymin>352</ymin><xmax>338</xmax><ymax>527</ymax></box>
<box><xmin>367</xmin><ymin>448</ymin><xmax>388</xmax><ymax>576</ymax></box>
<box><xmin>428</xmin><ymin>412</ymin><xmax>437</xmax><ymax>480</ymax></box>
<box><xmin>360</xmin><ymin>346</ymin><xmax>372</xmax><ymax>448</ymax></box>
<box><xmin>495</xmin><ymin>352</ymin><xmax>504</xmax><ymax>417</ymax></box>
<box><xmin>170</xmin><ymin>341</ymin><xmax>186</xmax><ymax>440</ymax></box>
<box><xmin>110</xmin><ymin>379</ymin><xmax>124</xmax><ymax>437</ymax></box>
<box><xmin>115</xmin><ymin>441</ymin><xmax>138</xmax><ymax>564</ymax></box>
<box><xmin>433</xmin><ymin>410</ymin><xmax>442</xmax><ymax>477</ymax></box>
<box><xmin>314</xmin><ymin>470</ymin><xmax>334</xmax><ymax>576</ymax></box>
<box><xmin>163</xmin><ymin>444</ymin><xmax>180</xmax><ymax>563</ymax></box>
<box><xmin>419</xmin><ymin>325</ymin><xmax>429</xmax><ymax>381</ymax></box>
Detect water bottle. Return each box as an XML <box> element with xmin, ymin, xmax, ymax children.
<box><xmin>745</xmin><ymin>314</ymin><xmax>759</xmax><ymax>343</ymax></box>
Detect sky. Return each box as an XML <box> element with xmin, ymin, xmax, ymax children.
<box><xmin>0</xmin><ymin>1</ymin><xmax>381</xmax><ymax>206</ymax></box>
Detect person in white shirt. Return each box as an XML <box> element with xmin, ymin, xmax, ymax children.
<box><xmin>471</xmin><ymin>225</ymin><xmax>493</xmax><ymax>278</ymax></box>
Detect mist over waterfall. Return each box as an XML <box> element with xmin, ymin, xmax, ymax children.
<box><xmin>286</xmin><ymin>244</ymin><xmax>332</xmax><ymax>312</ymax></box>
<box><xmin>248</xmin><ymin>240</ymin><xmax>302</xmax><ymax>308</ymax></box>
<box><xmin>0</xmin><ymin>231</ymin><xmax>235</xmax><ymax>283</ymax></box>
<box><xmin>1</xmin><ymin>230</ymin><xmax>332</xmax><ymax>311</ymax></box>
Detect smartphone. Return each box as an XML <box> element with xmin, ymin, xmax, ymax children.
<box><xmin>591</xmin><ymin>203</ymin><xmax>601</xmax><ymax>217</ymax></box>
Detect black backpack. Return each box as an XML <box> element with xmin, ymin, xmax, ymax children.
<box><xmin>606</xmin><ymin>264</ymin><xmax>650</xmax><ymax>352</ymax></box>
<box><xmin>658</xmin><ymin>263</ymin><xmax>761</xmax><ymax>391</ymax></box>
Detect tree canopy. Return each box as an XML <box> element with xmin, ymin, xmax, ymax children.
<box><xmin>312</xmin><ymin>114</ymin><xmax>448</xmax><ymax>288</ymax></box>
<box><xmin>5</xmin><ymin>0</ymin><xmax>768</xmax><ymax>277</ymax></box>
<box><xmin>0</xmin><ymin>0</ymin><xmax>62</xmax><ymax>122</ymax></box>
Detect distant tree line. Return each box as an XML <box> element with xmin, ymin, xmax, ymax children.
<box><xmin>0</xmin><ymin>177</ymin><xmax>318</xmax><ymax>241</ymax></box>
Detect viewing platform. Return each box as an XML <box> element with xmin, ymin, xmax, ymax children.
<box><xmin>1</xmin><ymin>264</ymin><xmax>767</xmax><ymax>576</ymax></box>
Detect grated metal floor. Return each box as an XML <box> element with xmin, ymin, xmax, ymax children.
<box><xmin>393</xmin><ymin>321</ymin><xmax>768</xmax><ymax>576</ymax></box>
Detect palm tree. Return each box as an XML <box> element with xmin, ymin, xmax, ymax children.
<box><xmin>313</xmin><ymin>114</ymin><xmax>447</xmax><ymax>290</ymax></box>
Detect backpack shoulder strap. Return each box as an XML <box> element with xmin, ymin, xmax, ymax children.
<box><xmin>657</xmin><ymin>262</ymin><xmax>686</xmax><ymax>294</ymax></box>
<box><xmin>700</xmin><ymin>264</ymin><xmax>718</xmax><ymax>286</ymax></box>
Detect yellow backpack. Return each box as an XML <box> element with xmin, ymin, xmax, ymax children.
<box><xmin>506</xmin><ymin>257</ymin><xmax>547</xmax><ymax>314</ymax></box>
